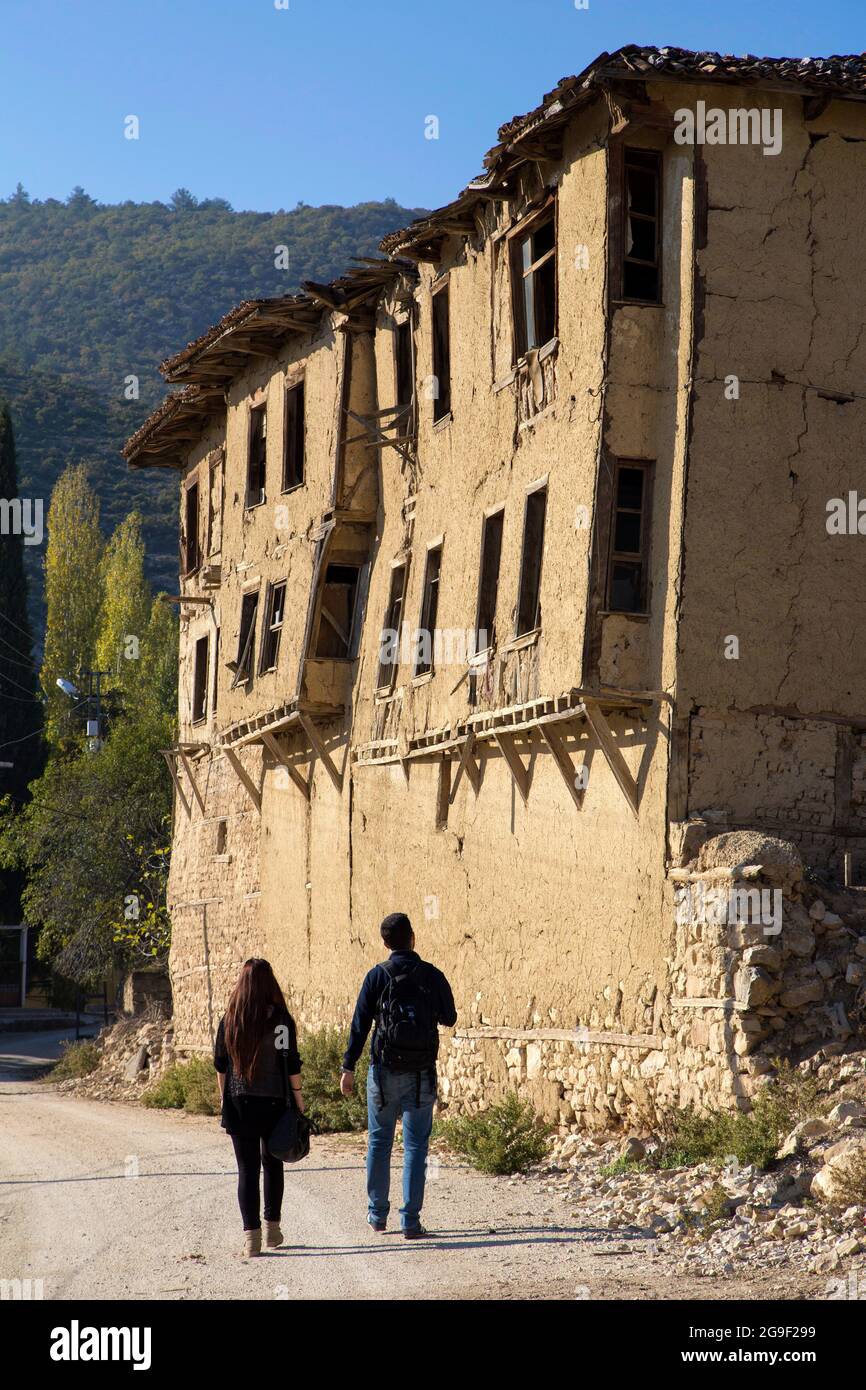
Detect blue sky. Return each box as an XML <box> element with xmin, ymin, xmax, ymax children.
<box><xmin>0</xmin><ymin>0</ymin><xmax>862</xmax><ymax>212</ymax></box>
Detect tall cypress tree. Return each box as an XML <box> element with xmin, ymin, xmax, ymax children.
<box><xmin>0</xmin><ymin>404</ymin><xmax>43</xmax><ymax>801</ymax></box>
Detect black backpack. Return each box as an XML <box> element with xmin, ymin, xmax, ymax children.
<box><xmin>375</xmin><ymin>961</ymin><xmax>439</xmax><ymax>1072</ymax></box>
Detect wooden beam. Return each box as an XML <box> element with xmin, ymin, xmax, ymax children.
<box><xmin>494</xmin><ymin>732</ymin><xmax>531</xmax><ymax>804</ymax></box>
<box><xmin>582</xmin><ymin>697</ymin><xmax>639</xmax><ymax>817</ymax></box>
<box><xmin>539</xmin><ymin>723</ymin><xmax>585</xmax><ymax>811</ymax></box>
<box><xmin>176</xmin><ymin>750</ymin><xmax>206</xmax><ymax>815</ymax></box>
<box><xmin>261</xmin><ymin>730</ymin><xmax>310</xmax><ymax>801</ymax></box>
<box><xmin>298</xmin><ymin>713</ymin><xmax>343</xmax><ymax>794</ymax></box>
<box><xmin>223</xmin><ymin>746</ymin><xmax>262</xmax><ymax>812</ymax></box>
<box><xmin>449</xmin><ymin>731</ymin><xmax>481</xmax><ymax>804</ymax></box>
<box><xmin>160</xmin><ymin>750</ymin><xmax>191</xmax><ymax>819</ymax></box>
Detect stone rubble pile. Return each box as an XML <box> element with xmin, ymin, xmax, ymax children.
<box><xmin>527</xmin><ymin>1048</ymin><xmax>866</xmax><ymax>1285</ymax></box>
<box><xmin>54</xmin><ymin>1012</ymin><xmax>176</xmax><ymax>1103</ymax></box>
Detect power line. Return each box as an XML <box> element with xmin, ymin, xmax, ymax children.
<box><xmin>0</xmin><ymin>630</ymin><xmax>38</xmax><ymax>669</ymax></box>
<box><xmin>0</xmin><ymin>608</ymin><xmax>38</xmax><ymax>650</ymax></box>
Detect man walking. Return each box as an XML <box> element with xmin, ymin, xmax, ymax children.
<box><xmin>340</xmin><ymin>912</ymin><xmax>457</xmax><ymax>1238</ymax></box>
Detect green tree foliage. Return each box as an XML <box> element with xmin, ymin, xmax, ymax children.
<box><xmin>0</xmin><ymin>193</ymin><xmax>427</xmax><ymax>627</ymax></box>
<box><xmin>0</xmin><ymin>405</ymin><xmax>43</xmax><ymax>801</ymax></box>
<box><xmin>95</xmin><ymin>511</ymin><xmax>152</xmax><ymax>699</ymax></box>
<box><xmin>39</xmin><ymin>465</ymin><xmax>104</xmax><ymax>743</ymax></box>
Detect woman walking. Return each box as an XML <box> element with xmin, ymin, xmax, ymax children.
<box><xmin>214</xmin><ymin>958</ymin><xmax>303</xmax><ymax>1257</ymax></box>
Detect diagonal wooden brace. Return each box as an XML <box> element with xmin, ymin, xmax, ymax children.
<box><xmin>177</xmin><ymin>750</ymin><xmax>207</xmax><ymax>815</ymax></box>
<box><xmin>582</xmin><ymin>697</ymin><xmax>639</xmax><ymax>817</ymax></box>
<box><xmin>449</xmin><ymin>731</ymin><xmax>481</xmax><ymax>804</ymax></box>
<box><xmin>223</xmin><ymin>746</ymin><xmax>262</xmax><ymax>812</ymax></box>
<box><xmin>298</xmin><ymin>714</ymin><xmax>344</xmax><ymax>794</ymax></box>
<box><xmin>261</xmin><ymin>731</ymin><xmax>310</xmax><ymax>801</ymax></box>
<box><xmin>494</xmin><ymin>731</ymin><xmax>531</xmax><ymax>805</ymax></box>
<box><xmin>160</xmin><ymin>750</ymin><xmax>191</xmax><ymax>819</ymax></box>
<box><xmin>539</xmin><ymin>723</ymin><xmax>586</xmax><ymax>811</ymax></box>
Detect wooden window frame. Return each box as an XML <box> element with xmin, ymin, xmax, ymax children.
<box><xmin>231</xmin><ymin>588</ymin><xmax>260</xmax><ymax>687</ymax></box>
<box><xmin>475</xmin><ymin>506</ymin><xmax>504</xmax><ymax>655</ymax></box>
<box><xmin>246</xmin><ymin>402</ymin><xmax>268</xmax><ymax>509</ymax></box>
<box><xmin>413</xmin><ymin>542</ymin><xmax>443</xmax><ymax>680</ymax></box>
<box><xmin>282</xmin><ymin>379</ymin><xmax>305</xmax><ymax>493</ymax></box>
<box><xmin>212</xmin><ymin>627</ymin><xmax>220</xmax><ymax>714</ymax></box>
<box><xmin>431</xmin><ymin>280</ymin><xmax>451</xmax><ymax>423</ymax></box>
<box><xmin>313</xmin><ymin>563</ymin><xmax>363</xmax><ymax>661</ymax></box>
<box><xmin>259</xmin><ymin>580</ymin><xmax>286</xmax><ymax>673</ymax></box>
<box><xmin>614</xmin><ymin>146</ymin><xmax>662</xmax><ymax>305</ymax></box>
<box><xmin>191</xmin><ymin>633</ymin><xmax>209</xmax><ymax>724</ymax></box>
<box><xmin>206</xmin><ymin>450</ymin><xmax>224</xmax><ymax>558</ymax></box>
<box><xmin>375</xmin><ymin>559</ymin><xmax>409</xmax><ymax>694</ymax></box>
<box><xmin>183</xmin><ymin>479</ymin><xmax>200</xmax><ymax>576</ymax></box>
<box><xmin>508</xmin><ymin>198</ymin><xmax>557</xmax><ymax>362</ymax></box>
<box><xmin>515</xmin><ymin>481</ymin><xmax>547</xmax><ymax>638</ymax></box>
<box><xmin>604</xmin><ymin>458</ymin><xmax>654</xmax><ymax>615</ymax></box>
<box><xmin>393</xmin><ymin>314</ymin><xmax>416</xmax><ymax>438</ymax></box>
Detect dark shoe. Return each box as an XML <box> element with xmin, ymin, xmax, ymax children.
<box><xmin>367</xmin><ymin>1215</ymin><xmax>387</xmax><ymax>1233</ymax></box>
<box><xmin>403</xmin><ymin>1224</ymin><xmax>431</xmax><ymax>1240</ymax></box>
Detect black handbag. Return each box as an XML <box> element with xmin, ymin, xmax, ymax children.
<box><xmin>267</xmin><ymin>1037</ymin><xmax>315</xmax><ymax>1163</ymax></box>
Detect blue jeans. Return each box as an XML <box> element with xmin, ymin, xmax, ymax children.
<box><xmin>366</xmin><ymin>1065</ymin><xmax>436</xmax><ymax>1231</ymax></box>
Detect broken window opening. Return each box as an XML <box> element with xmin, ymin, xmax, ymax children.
<box><xmin>314</xmin><ymin>564</ymin><xmax>361</xmax><ymax>659</ymax></box>
<box><xmin>246</xmin><ymin>403</ymin><xmax>267</xmax><ymax>507</ymax></box>
<box><xmin>606</xmin><ymin>460</ymin><xmax>653</xmax><ymax>614</ymax></box>
<box><xmin>431</xmin><ymin>284</ymin><xmax>451</xmax><ymax>422</ymax></box>
<box><xmin>476</xmin><ymin>509</ymin><xmax>504</xmax><ymax>653</ymax></box>
<box><xmin>394</xmin><ymin>318</ymin><xmax>415</xmax><ymax>437</ymax></box>
<box><xmin>283</xmin><ymin>381</ymin><xmax>305</xmax><ymax>491</ymax></box>
<box><xmin>183</xmin><ymin>481</ymin><xmax>200</xmax><ymax>575</ymax></box>
<box><xmin>376</xmin><ymin>562</ymin><xmax>407</xmax><ymax>691</ymax></box>
<box><xmin>207</xmin><ymin>453</ymin><xmax>223</xmax><ymax>557</ymax></box>
<box><xmin>232</xmin><ymin>591</ymin><xmax>260</xmax><ymax>687</ymax></box>
<box><xmin>516</xmin><ymin>486</ymin><xmax>547</xmax><ymax>636</ymax></box>
<box><xmin>192</xmin><ymin>634</ymin><xmax>209</xmax><ymax>723</ymax></box>
<box><xmin>259</xmin><ymin>580</ymin><xmax>287</xmax><ymax>672</ymax></box>
<box><xmin>414</xmin><ymin>545</ymin><xmax>442</xmax><ymax>679</ymax></box>
<box><xmin>511</xmin><ymin>209</ymin><xmax>556</xmax><ymax>358</ymax></box>
<box><xmin>215</xmin><ymin>820</ymin><xmax>227</xmax><ymax>855</ymax></box>
<box><xmin>212</xmin><ymin>627</ymin><xmax>220</xmax><ymax>713</ymax></box>
<box><xmin>622</xmin><ymin>149</ymin><xmax>661</xmax><ymax>303</ymax></box>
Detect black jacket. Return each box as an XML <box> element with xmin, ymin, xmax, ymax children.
<box><xmin>342</xmin><ymin>950</ymin><xmax>457</xmax><ymax>1072</ymax></box>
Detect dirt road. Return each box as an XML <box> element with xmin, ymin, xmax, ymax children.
<box><xmin>0</xmin><ymin>1039</ymin><xmax>825</xmax><ymax>1301</ymax></box>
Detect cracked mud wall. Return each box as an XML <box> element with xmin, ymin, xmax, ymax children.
<box><xmin>673</xmin><ymin>85</ymin><xmax>866</xmax><ymax>869</ymax></box>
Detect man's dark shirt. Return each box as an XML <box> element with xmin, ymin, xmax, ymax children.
<box><xmin>342</xmin><ymin>950</ymin><xmax>457</xmax><ymax>1072</ymax></box>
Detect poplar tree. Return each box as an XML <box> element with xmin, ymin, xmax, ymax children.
<box><xmin>95</xmin><ymin>511</ymin><xmax>151</xmax><ymax>699</ymax></box>
<box><xmin>0</xmin><ymin>404</ymin><xmax>42</xmax><ymax>802</ymax></box>
<box><xmin>40</xmin><ymin>464</ymin><xmax>104</xmax><ymax>743</ymax></box>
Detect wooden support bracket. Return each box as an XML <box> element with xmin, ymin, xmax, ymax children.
<box><xmin>261</xmin><ymin>731</ymin><xmax>310</xmax><ymax>802</ymax></box>
<box><xmin>449</xmin><ymin>731</ymin><xmax>481</xmax><ymax>804</ymax></box>
<box><xmin>176</xmin><ymin>750</ymin><xmax>207</xmax><ymax>815</ymax></box>
<box><xmin>582</xmin><ymin>697</ymin><xmax>639</xmax><ymax>817</ymax></box>
<box><xmin>539</xmin><ymin>723</ymin><xmax>586</xmax><ymax>811</ymax></box>
<box><xmin>161</xmin><ymin>750</ymin><xmax>191</xmax><ymax>819</ymax></box>
<box><xmin>298</xmin><ymin>713</ymin><xmax>344</xmax><ymax>794</ymax></box>
<box><xmin>494</xmin><ymin>731</ymin><xmax>531</xmax><ymax>805</ymax></box>
<box><xmin>223</xmin><ymin>746</ymin><xmax>262</xmax><ymax>812</ymax></box>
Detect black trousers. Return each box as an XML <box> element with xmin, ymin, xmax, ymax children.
<box><xmin>230</xmin><ymin>1133</ymin><xmax>284</xmax><ymax>1230</ymax></box>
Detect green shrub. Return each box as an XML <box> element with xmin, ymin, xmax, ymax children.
<box><xmin>142</xmin><ymin>1057</ymin><xmax>220</xmax><ymax>1115</ymax></box>
<box><xmin>655</xmin><ymin>1062</ymin><xmax>825</xmax><ymax>1172</ymax></box>
<box><xmin>51</xmin><ymin>1039</ymin><xmax>100</xmax><ymax>1080</ymax></box>
<box><xmin>299</xmin><ymin>1026</ymin><xmax>369</xmax><ymax>1132</ymax></box>
<box><xmin>440</xmin><ymin>1092</ymin><xmax>551</xmax><ymax>1175</ymax></box>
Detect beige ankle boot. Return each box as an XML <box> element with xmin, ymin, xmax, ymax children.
<box><xmin>264</xmin><ymin>1220</ymin><xmax>283</xmax><ymax>1248</ymax></box>
<box><xmin>243</xmin><ymin>1229</ymin><xmax>262</xmax><ymax>1258</ymax></box>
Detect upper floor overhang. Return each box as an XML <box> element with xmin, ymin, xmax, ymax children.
<box><xmin>380</xmin><ymin>42</ymin><xmax>866</xmax><ymax>260</ymax></box>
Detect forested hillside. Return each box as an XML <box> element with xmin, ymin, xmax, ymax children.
<box><xmin>0</xmin><ymin>188</ymin><xmax>425</xmax><ymax>630</ymax></box>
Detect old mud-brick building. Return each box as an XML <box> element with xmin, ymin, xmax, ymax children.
<box><xmin>125</xmin><ymin>46</ymin><xmax>866</xmax><ymax>1128</ymax></box>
